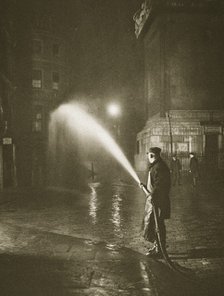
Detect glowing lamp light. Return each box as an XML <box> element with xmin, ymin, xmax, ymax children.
<box><xmin>107</xmin><ymin>103</ymin><xmax>121</xmax><ymax>117</ymax></box>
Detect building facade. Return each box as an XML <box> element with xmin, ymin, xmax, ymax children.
<box><xmin>0</xmin><ymin>1</ymin><xmax>71</xmax><ymax>189</ymax></box>
<box><xmin>0</xmin><ymin>1</ymin><xmax>17</xmax><ymax>189</ymax></box>
<box><xmin>133</xmin><ymin>0</ymin><xmax>224</xmax><ymax>174</ymax></box>
<box><xmin>30</xmin><ymin>15</ymin><xmax>70</xmax><ymax>187</ymax></box>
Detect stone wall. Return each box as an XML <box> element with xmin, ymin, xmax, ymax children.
<box><xmin>135</xmin><ymin>110</ymin><xmax>224</xmax><ymax>172</ymax></box>
<box><xmin>143</xmin><ymin>9</ymin><xmax>224</xmax><ymax>113</ymax></box>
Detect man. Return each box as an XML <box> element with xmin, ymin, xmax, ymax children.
<box><xmin>170</xmin><ymin>153</ymin><xmax>182</xmax><ymax>186</ymax></box>
<box><xmin>140</xmin><ymin>147</ymin><xmax>171</xmax><ymax>257</ymax></box>
<box><xmin>189</xmin><ymin>152</ymin><xmax>199</xmax><ymax>187</ymax></box>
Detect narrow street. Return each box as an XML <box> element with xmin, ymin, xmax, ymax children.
<box><xmin>0</xmin><ymin>176</ymin><xmax>223</xmax><ymax>295</ymax></box>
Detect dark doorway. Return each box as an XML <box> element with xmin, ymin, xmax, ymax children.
<box><xmin>205</xmin><ymin>134</ymin><xmax>219</xmax><ymax>169</ymax></box>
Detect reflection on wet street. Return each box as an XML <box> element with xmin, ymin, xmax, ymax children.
<box><xmin>88</xmin><ymin>183</ymin><xmax>99</xmax><ymax>225</ymax></box>
<box><xmin>111</xmin><ymin>193</ymin><xmax>122</xmax><ymax>237</ymax></box>
<box><xmin>0</xmin><ymin>180</ymin><xmax>144</xmax><ymax>250</ymax></box>
<box><xmin>0</xmin><ymin>178</ymin><xmax>223</xmax><ymax>295</ymax></box>
<box><xmin>88</xmin><ymin>180</ymin><xmax>131</xmax><ymax>241</ymax></box>
<box><xmin>0</xmin><ymin>179</ymin><xmax>224</xmax><ymax>256</ymax></box>
<box><xmin>86</xmin><ymin>180</ymin><xmax>143</xmax><ymax>245</ymax></box>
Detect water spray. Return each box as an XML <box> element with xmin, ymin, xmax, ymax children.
<box><xmin>51</xmin><ymin>102</ymin><xmax>140</xmax><ymax>185</ymax></box>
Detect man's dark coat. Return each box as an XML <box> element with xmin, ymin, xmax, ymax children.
<box><xmin>149</xmin><ymin>157</ymin><xmax>171</xmax><ymax>219</ymax></box>
<box><xmin>170</xmin><ymin>158</ymin><xmax>181</xmax><ymax>175</ymax></box>
<box><xmin>190</xmin><ymin>157</ymin><xmax>199</xmax><ymax>178</ymax></box>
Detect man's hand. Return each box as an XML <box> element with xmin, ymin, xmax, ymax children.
<box><xmin>139</xmin><ymin>183</ymin><xmax>151</xmax><ymax>198</ymax></box>
<box><xmin>139</xmin><ymin>182</ymin><xmax>145</xmax><ymax>189</ymax></box>
<box><xmin>147</xmin><ymin>195</ymin><xmax>152</xmax><ymax>202</ymax></box>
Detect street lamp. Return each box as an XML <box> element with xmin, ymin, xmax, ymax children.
<box><xmin>107</xmin><ymin>103</ymin><xmax>121</xmax><ymax>140</ymax></box>
<box><xmin>107</xmin><ymin>103</ymin><xmax>121</xmax><ymax>117</ymax></box>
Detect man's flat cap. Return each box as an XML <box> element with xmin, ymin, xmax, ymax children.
<box><xmin>148</xmin><ymin>147</ymin><xmax>161</xmax><ymax>155</ymax></box>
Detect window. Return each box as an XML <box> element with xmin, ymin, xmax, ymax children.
<box><xmin>32</xmin><ymin>69</ymin><xmax>42</xmax><ymax>88</ymax></box>
<box><xmin>32</xmin><ymin>106</ymin><xmax>42</xmax><ymax>132</ymax></box>
<box><xmin>33</xmin><ymin>39</ymin><xmax>42</xmax><ymax>54</ymax></box>
<box><xmin>52</xmin><ymin>43</ymin><xmax>59</xmax><ymax>56</ymax></box>
<box><xmin>52</xmin><ymin>72</ymin><xmax>59</xmax><ymax>90</ymax></box>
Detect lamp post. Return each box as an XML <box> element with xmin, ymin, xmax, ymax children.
<box><xmin>107</xmin><ymin>103</ymin><xmax>121</xmax><ymax>140</ymax></box>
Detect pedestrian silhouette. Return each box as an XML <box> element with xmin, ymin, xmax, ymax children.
<box><xmin>189</xmin><ymin>152</ymin><xmax>200</xmax><ymax>188</ymax></box>
<box><xmin>170</xmin><ymin>153</ymin><xmax>182</xmax><ymax>186</ymax></box>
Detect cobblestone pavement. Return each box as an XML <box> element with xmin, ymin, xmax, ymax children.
<box><xmin>0</xmin><ymin>223</ymin><xmax>202</xmax><ymax>296</ymax></box>
<box><xmin>0</xmin><ymin>177</ymin><xmax>223</xmax><ymax>295</ymax></box>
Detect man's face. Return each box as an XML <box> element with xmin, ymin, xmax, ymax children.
<box><xmin>148</xmin><ymin>152</ymin><xmax>156</xmax><ymax>164</ymax></box>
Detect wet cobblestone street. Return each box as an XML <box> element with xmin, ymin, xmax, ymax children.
<box><xmin>0</xmin><ymin>176</ymin><xmax>223</xmax><ymax>295</ymax></box>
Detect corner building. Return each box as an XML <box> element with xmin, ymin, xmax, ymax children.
<box><xmin>133</xmin><ymin>0</ymin><xmax>224</xmax><ymax>174</ymax></box>
<box><xmin>13</xmin><ymin>7</ymin><xmax>71</xmax><ymax>188</ymax></box>
<box><xmin>30</xmin><ymin>16</ymin><xmax>70</xmax><ymax>186</ymax></box>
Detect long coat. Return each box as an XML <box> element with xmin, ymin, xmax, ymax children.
<box><xmin>142</xmin><ymin>157</ymin><xmax>171</xmax><ymax>242</ymax></box>
<box><xmin>148</xmin><ymin>157</ymin><xmax>171</xmax><ymax>219</ymax></box>
<box><xmin>190</xmin><ymin>157</ymin><xmax>199</xmax><ymax>178</ymax></box>
<box><xmin>170</xmin><ymin>158</ymin><xmax>181</xmax><ymax>175</ymax></box>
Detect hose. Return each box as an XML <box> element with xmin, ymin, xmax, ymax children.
<box><xmin>140</xmin><ymin>184</ymin><xmax>195</xmax><ymax>279</ymax></box>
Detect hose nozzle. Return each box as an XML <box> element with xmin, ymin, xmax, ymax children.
<box><xmin>139</xmin><ymin>182</ymin><xmax>150</xmax><ymax>196</ymax></box>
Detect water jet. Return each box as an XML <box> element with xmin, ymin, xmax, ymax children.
<box><xmin>49</xmin><ymin>102</ymin><xmax>140</xmax><ymax>185</ymax></box>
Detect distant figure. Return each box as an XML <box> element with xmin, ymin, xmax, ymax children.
<box><xmin>139</xmin><ymin>147</ymin><xmax>171</xmax><ymax>257</ymax></box>
<box><xmin>189</xmin><ymin>152</ymin><xmax>199</xmax><ymax>187</ymax></box>
<box><xmin>170</xmin><ymin>154</ymin><xmax>182</xmax><ymax>186</ymax></box>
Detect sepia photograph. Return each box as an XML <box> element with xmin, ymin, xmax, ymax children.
<box><xmin>0</xmin><ymin>0</ymin><xmax>223</xmax><ymax>295</ymax></box>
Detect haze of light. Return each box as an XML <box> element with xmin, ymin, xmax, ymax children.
<box><xmin>50</xmin><ymin>102</ymin><xmax>140</xmax><ymax>184</ymax></box>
